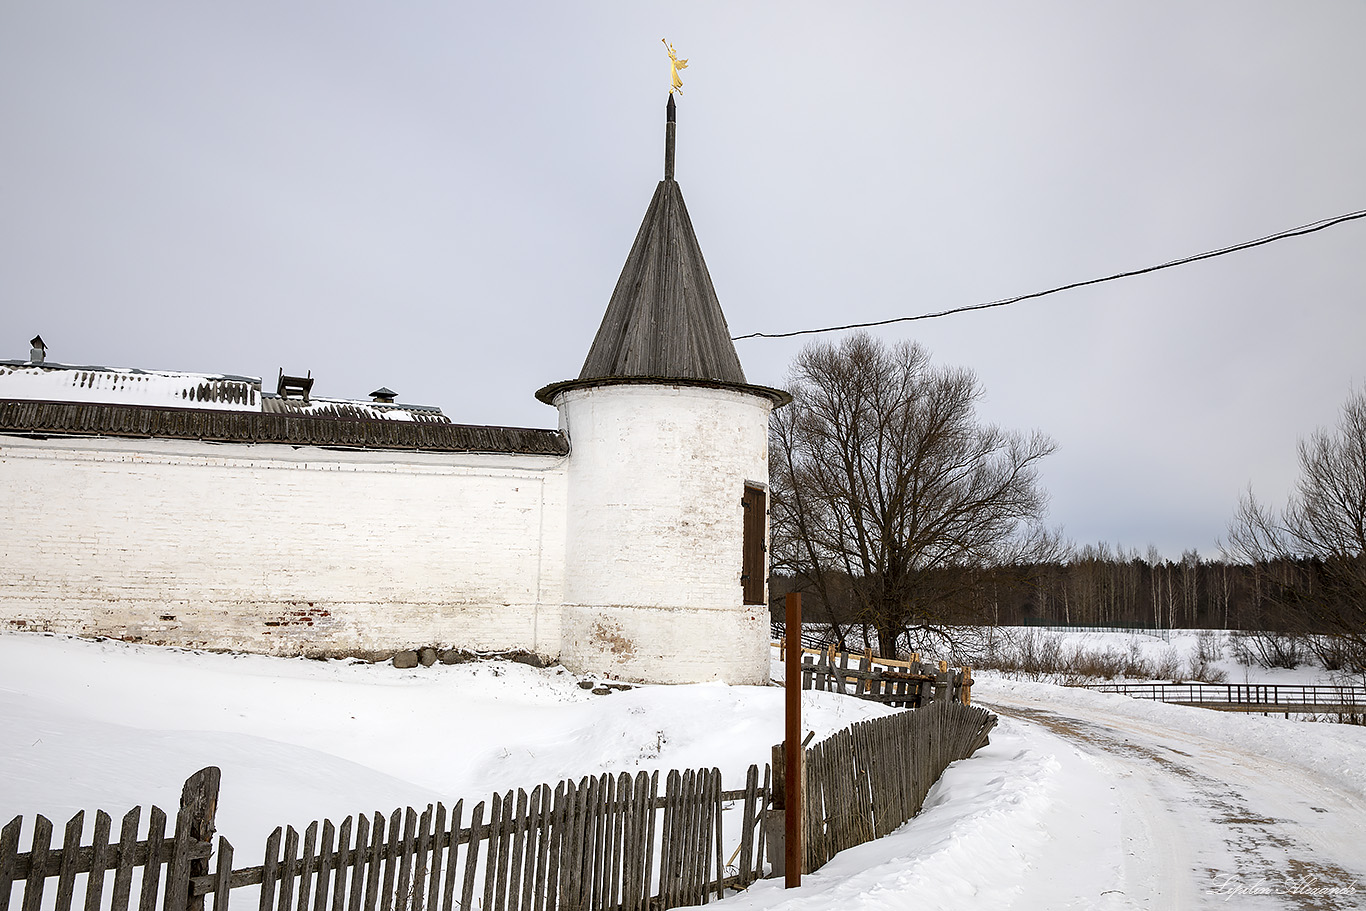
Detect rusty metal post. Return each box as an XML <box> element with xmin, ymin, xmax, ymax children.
<box><xmin>784</xmin><ymin>592</ymin><xmax>801</xmax><ymax>888</ymax></box>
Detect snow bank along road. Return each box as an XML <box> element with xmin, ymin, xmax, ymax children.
<box><xmin>974</xmin><ymin>678</ymin><xmax>1366</xmax><ymax>910</ymax></box>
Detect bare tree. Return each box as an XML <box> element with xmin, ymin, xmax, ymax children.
<box><xmin>1147</xmin><ymin>545</ymin><xmax>1163</xmax><ymax>629</ymax></box>
<box><xmin>1215</xmin><ymin>561</ymin><xmax>1234</xmax><ymax>630</ymax></box>
<box><xmin>1224</xmin><ymin>388</ymin><xmax>1366</xmax><ymax>677</ymax></box>
<box><xmin>1179</xmin><ymin>549</ymin><xmax>1201</xmax><ymax>627</ymax></box>
<box><xmin>770</xmin><ymin>333</ymin><xmax>1060</xmax><ymax>658</ymax></box>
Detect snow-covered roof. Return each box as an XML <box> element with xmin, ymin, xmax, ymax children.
<box><xmin>0</xmin><ymin>361</ymin><xmax>447</xmax><ymax>423</ymax></box>
<box><xmin>0</xmin><ymin>359</ymin><xmax>568</xmax><ymax>454</ymax></box>
<box><xmin>261</xmin><ymin>393</ymin><xmax>448</xmax><ymax>424</ymax></box>
<box><xmin>0</xmin><ymin>362</ymin><xmax>260</xmax><ymax>411</ymax></box>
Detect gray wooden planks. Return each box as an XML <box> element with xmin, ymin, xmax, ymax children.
<box><xmin>295</xmin><ymin>822</ymin><xmax>317</xmax><ymax>911</ymax></box>
<box><xmin>8</xmin><ymin>752</ymin><xmax>909</xmax><ymax>911</ymax></box>
<box><xmin>780</xmin><ymin>699</ymin><xmax>999</xmax><ymax>874</ymax></box>
<box><xmin>345</xmin><ymin>814</ymin><xmax>368</xmax><ymax>911</ymax></box>
<box><xmin>20</xmin><ymin>815</ymin><xmax>51</xmax><ymax>911</ymax></box>
<box><xmin>313</xmin><ymin>819</ymin><xmax>335</xmax><ymax>911</ymax></box>
<box><xmin>52</xmin><ymin>812</ymin><xmax>82</xmax><ymax>911</ymax></box>
<box><xmin>136</xmin><ymin>807</ymin><xmax>166</xmax><ymax>911</ymax></box>
<box><xmin>210</xmin><ymin>838</ymin><xmax>233</xmax><ymax>911</ymax></box>
<box><xmin>275</xmin><ymin>826</ymin><xmax>298</xmax><ymax>911</ymax></box>
<box><xmin>83</xmin><ymin>811</ymin><xmax>113</xmax><ymax>911</ymax></box>
<box><xmin>458</xmin><ymin>802</ymin><xmax>482</xmax><ymax>911</ymax></box>
<box><xmin>436</xmin><ymin>801</ymin><xmax>459</xmax><ymax>911</ymax></box>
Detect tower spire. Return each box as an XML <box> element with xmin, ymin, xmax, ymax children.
<box><xmin>664</xmin><ymin>94</ymin><xmax>676</xmax><ymax>181</ymax></box>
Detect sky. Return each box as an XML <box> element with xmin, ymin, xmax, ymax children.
<box><xmin>2</xmin><ymin>2</ymin><xmax>1364</xmax><ymax>561</ymax></box>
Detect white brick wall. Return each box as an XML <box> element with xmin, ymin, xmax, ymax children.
<box><xmin>0</xmin><ymin>382</ymin><xmax>776</xmax><ymax>683</ymax></box>
<box><xmin>555</xmin><ymin>384</ymin><xmax>773</xmax><ymax>684</ymax></box>
<box><xmin>0</xmin><ymin>436</ymin><xmax>567</xmax><ymax>657</ymax></box>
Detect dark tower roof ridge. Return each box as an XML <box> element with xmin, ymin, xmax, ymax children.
<box><xmin>537</xmin><ymin>95</ymin><xmax>784</xmax><ymax>406</ymax></box>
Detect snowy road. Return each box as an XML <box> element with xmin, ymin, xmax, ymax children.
<box><xmin>979</xmin><ymin>690</ymin><xmax>1366</xmax><ymax>910</ymax></box>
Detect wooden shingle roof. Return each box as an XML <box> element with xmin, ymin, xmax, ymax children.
<box><xmin>0</xmin><ymin>400</ymin><xmax>568</xmax><ymax>456</ymax></box>
<box><xmin>578</xmin><ymin>177</ymin><xmax>746</xmax><ymax>384</ymax></box>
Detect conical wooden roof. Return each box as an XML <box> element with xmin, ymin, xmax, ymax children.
<box><xmin>536</xmin><ymin>98</ymin><xmax>788</xmax><ymax>408</ymax></box>
<box><xmin>577</xmin><ymin>177</ymin><xmax>746</xmax><ymax>384</ymax></box>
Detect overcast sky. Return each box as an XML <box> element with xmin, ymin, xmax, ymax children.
<box><xmin>3</xmin><ymin>2</ymin><xmax>1364</xmax><ymax>561</ymax></box>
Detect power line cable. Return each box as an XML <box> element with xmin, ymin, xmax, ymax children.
<box><xmin>732</xmin><ymin>207</ymin><xmax>1366</xmax><ymax>341</ymax></box>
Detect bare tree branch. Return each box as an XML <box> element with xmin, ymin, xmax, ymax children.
<box><xmin>1224</xmin><ymin>388</ymin><xmax>1366</xmax><ymax>678</ymax></box>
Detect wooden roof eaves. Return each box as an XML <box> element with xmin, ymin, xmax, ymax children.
<box><xmin>0</xmin><ymin>399</ymin><xmax>569</xmax><ymax>456</ymax></box>
<box><xmin>534</xmin><ymin>375</ymin><xmax>791</xmax><ymax>407</ymax></box>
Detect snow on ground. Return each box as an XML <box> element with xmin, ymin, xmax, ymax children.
<box><xmin>0</xmin><ymin>632</ymin><xmax>890</xmax><ymax>864</ymax></box>
<box><xmin>3</xmin><ymin>630</ymin><xmax>1365</xmax><ymax>910</ymax></box>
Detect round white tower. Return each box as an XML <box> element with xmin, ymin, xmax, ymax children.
<box><xmin>537</xmin><ymin>96</ymin><xmax>788</xmax><ymax>684</ymax></box>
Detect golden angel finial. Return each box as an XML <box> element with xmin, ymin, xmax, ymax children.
<box><xmin>663</xmin><ymin>38</ymin><xmax>688</xmax><ymax>94</ymax></box>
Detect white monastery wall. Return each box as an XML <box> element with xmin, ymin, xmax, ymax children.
<box><xmin>556</xmin><ymin>384</ymin><xmax>773</xmax><ymax>685</ymax></box>
<box><xmin>0</xmin><ymin>435</ymin><xmax>567</xmax><ymax>658</ymax></box>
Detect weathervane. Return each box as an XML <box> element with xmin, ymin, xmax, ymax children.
<box><xmin>662</xmin><ymin>39</ymin><xmax>688</xmax><ymax>94</ymax></box>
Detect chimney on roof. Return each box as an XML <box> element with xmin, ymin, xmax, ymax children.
<box><xmin>370</xmin><ymin>387</ymin><xmax>397</xmax><ymax>404</ymax></box>
<box><xmin>28</xmin><ymin>335</ymin><xmax>46</xmax><ymax>364</ymax></box>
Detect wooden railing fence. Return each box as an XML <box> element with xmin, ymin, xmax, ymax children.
<box><xmin>769</xmin><ymin>700</ymin><xmax>998</xmax><ymax>874</ymax></box>
<box><xmin>1080</xmin><ymin>682</ymin><xmax>1366</xmax><ymax>714</ymax></box>
<box><xmin>776</xmin><ymin>643</ymin><xmax>974</xmax><ymax>708</ymax></box>
<box><xmin>1</xmin><ymin>766</ymin><xmax>772</xmax><ymax>911</ymax></box>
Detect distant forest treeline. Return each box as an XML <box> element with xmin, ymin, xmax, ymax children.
<box><xmin>772</xmin><ymin>544</ymin><xmax>1341</xmax><ymax>633</ymax></box>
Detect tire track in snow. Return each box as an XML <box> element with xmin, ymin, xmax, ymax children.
<box><xmin>985</xmin><ymin>698</ymin><xmax>1366</xmax><ymax>910</ymax></box>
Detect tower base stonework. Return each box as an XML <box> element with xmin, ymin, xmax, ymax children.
<box><xmin>560</xmin><ymin>603</ymin><xmax>768</xmax><ymax>684</ymax></box>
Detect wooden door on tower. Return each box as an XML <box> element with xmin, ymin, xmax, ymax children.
<box><xmin>741</xmin><ymin>485</ymin><xmax>767</xmax><ymax>605</ymax></box>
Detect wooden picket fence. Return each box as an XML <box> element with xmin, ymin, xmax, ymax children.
<box><xmin>4</xmin><ymin>675</ymin><xmax>999</xmax><ymax>911</ymax></box>
<box><xmin>770</xmin><ymin>699</ymin><xmax>998</xmax><ymax>873</ymax></box>
<box><xmin>1</xmin><ymin>765</ymin><xmax>772</xmax><ymax>911</ymax></box>
<box><xmin>0</xmin><ymin>768</ymin><xmax>219</xmax><ymax>911</ymax></box>
<box><xmin>777</xmin><ymin>642</ymin><xmax>974</xmax><ymax>708</ymax></box>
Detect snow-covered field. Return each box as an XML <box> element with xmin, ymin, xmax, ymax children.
<box><xmin>3</xmin><ymin>630</ymin><xmax>1365</xmax><ymax>909</ymax></box>
<box><xmin>978</xmin><ymin>626</ymin><xmax>1357</xmax><ymax>687</ymax></box>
